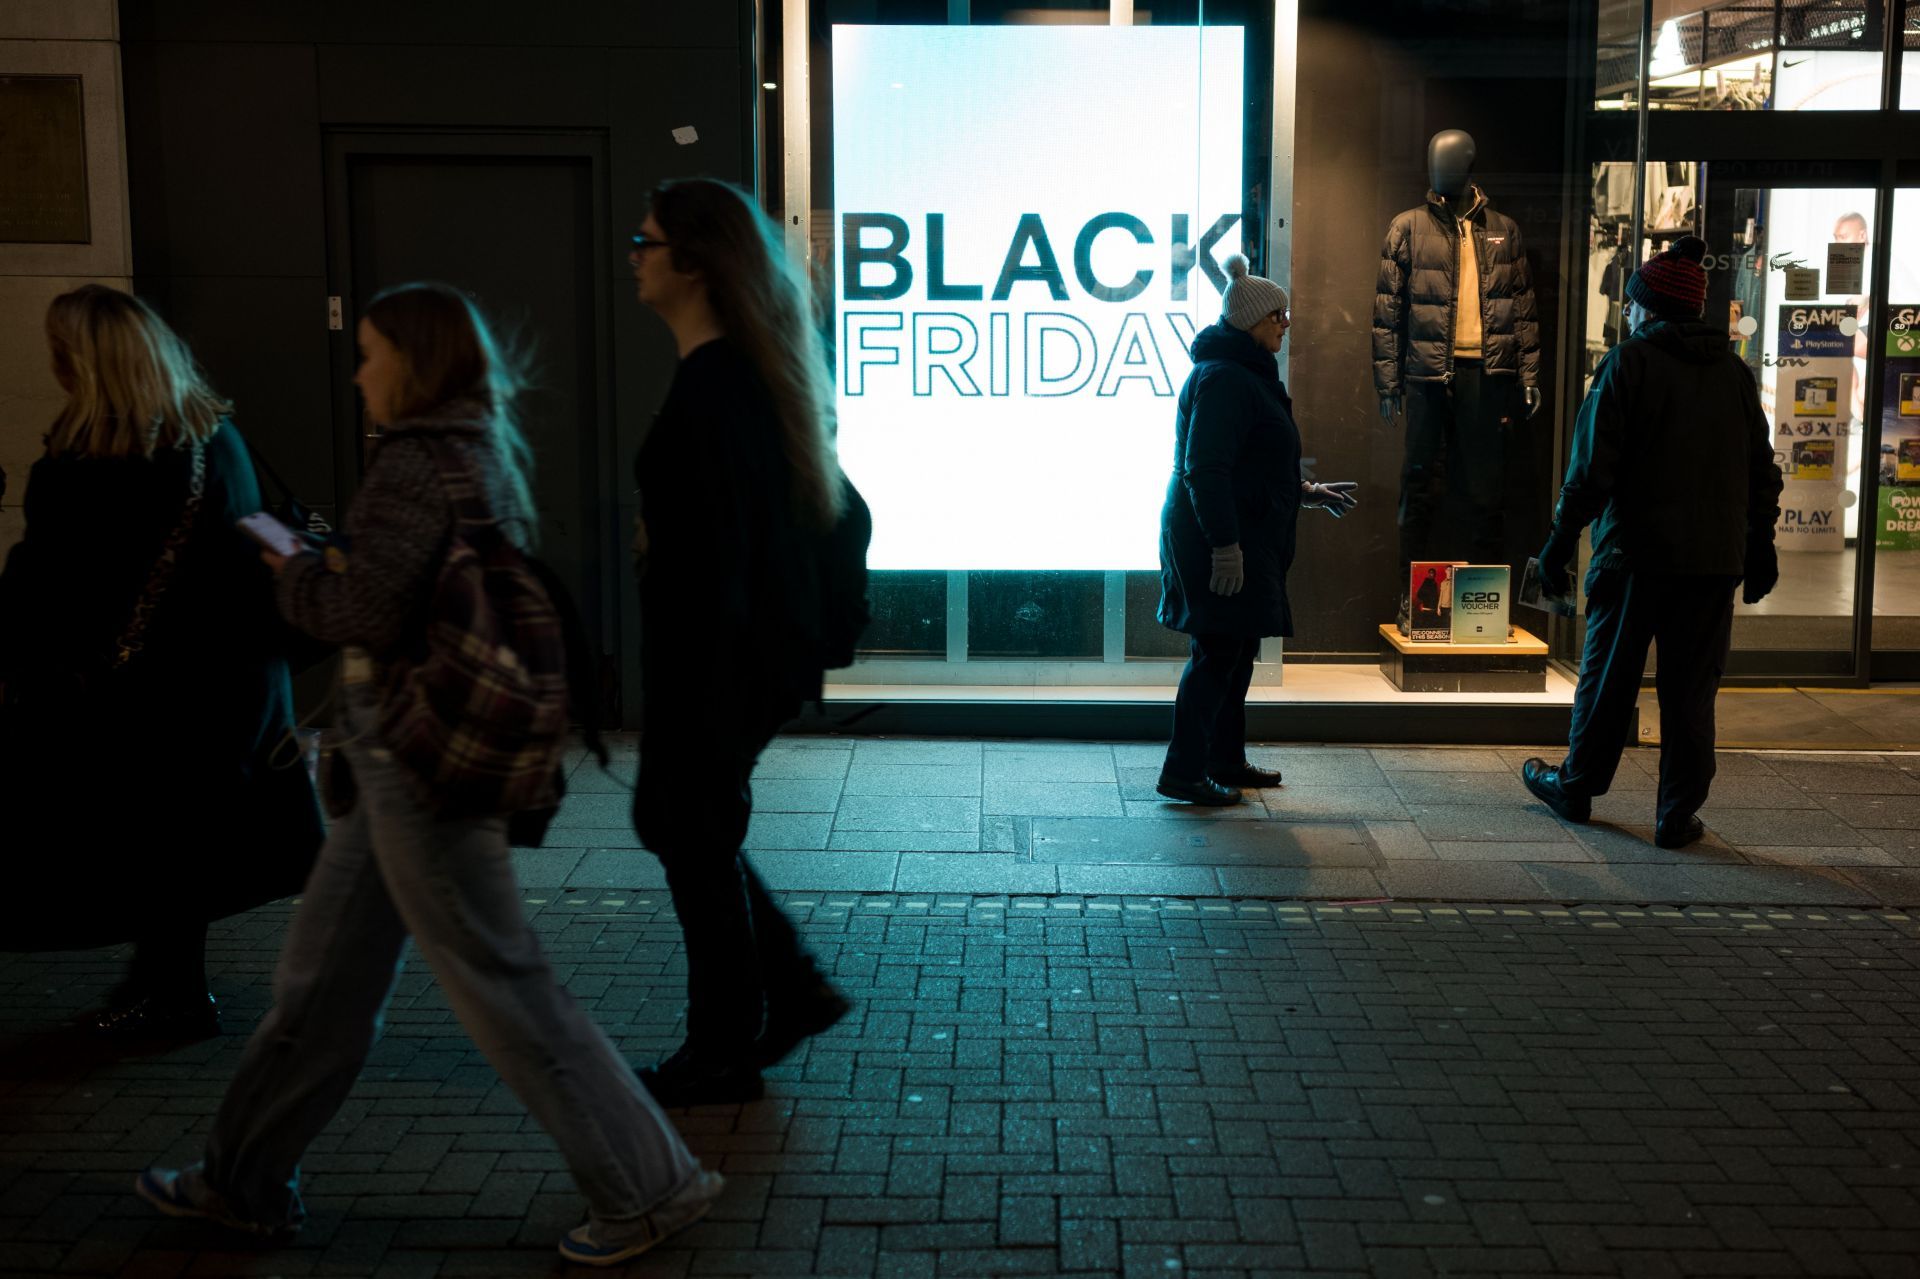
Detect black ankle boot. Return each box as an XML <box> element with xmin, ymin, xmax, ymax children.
<box><xmin>91</xmin><ymin>991</ymin><xmax>220</xmax><ymax>1040</ymax></box>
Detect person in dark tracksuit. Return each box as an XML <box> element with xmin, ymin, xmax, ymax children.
<box><xmin>1156</xmin><ymin>255</ymin><xmax>1358</xmax><ymax>806</ymax></box>
<box><xmin>1521</xmin><ymin>236</ymin><xmax>1783</xmax><ymax>849</ymax></box>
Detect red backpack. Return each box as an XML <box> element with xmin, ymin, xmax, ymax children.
<box><xmin>379</xmin><ymin>436</ymin><xmax>569</xmax><ymax>818</ymax></box>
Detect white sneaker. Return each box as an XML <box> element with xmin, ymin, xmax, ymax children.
<box><xmin>557</xmin><ymin>1169</ymin><xmax>724</xmax><ymax>1266</ymax></box>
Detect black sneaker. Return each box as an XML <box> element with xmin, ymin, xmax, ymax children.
<box><xmin>636</xmin><ymin>1047</ymin><xmax>764</xmax><ymax>1107</ymax></box>
<box><xmin>1520</xmin><ymin>758</ymin><xmax>1591</xmax><ymax>823</ymax></box>
<box><xmin>1654</xmin><ymin>814</ymin><xmax>1706</xmax><ymax>850</ymax></box>
<box><xmin>1154</xmin><ymin>774</ymin><xmax>1243</xmax><ymax>806</ymax></box>
<box><xmin>1208</xmin><ymin>760</ymin><xmax>1283</xmax><ymax>788</ymax></box>
<box><xmin>757</xmin><ymin>982</ymin><xmax>851</xmax><ymax>1069</ymax></box>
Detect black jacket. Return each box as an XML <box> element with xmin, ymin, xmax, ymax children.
<box><xmin>1372</xmin><ymin>185</ymin><xmax>1541</xmax><ymax>395</ymax></box>
<box><xmin>1547</xmin><ymin>319</ymin><xmax>1784</xmax><ymax>578</ymax></box>
<box><xmin>1158</xmin><ymin>322</ymin><xmax>1302</xmax><ymax>638</ymax></box>
<box><xmin>0</xmin><ymin>421</ymin><xmax>322</xmax><ymax>945</ymax></box>
<box><xmin>636</xmin><ymin>339</ymin><xmax>822</xmax><ymax>715</ymax></box>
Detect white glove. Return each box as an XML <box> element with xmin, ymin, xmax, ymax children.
<box><xmin>1302</xmin><ymin>481</ymin><xmax>1359</xmax><ymax>518</ymax></box>
<box><xmin>1208</xmin><ymin>543</ymin><xmax>1245</xmax><ymax>596</ymax></box>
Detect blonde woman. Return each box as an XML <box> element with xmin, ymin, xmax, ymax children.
<box><xmin>626</xmin><ymin>179</ymin><xmax>850</xmax><ymax>1106</ymax></box>
<box><xmin>0</xmin><ymin>284</ymin><xmax>322</xmax><ymax>1035</ymax></box>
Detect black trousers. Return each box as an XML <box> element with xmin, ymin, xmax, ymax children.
<box><xmin>1164</xmin><ymin>633</ymin><xmax>1261</xmax><ymax>781</ymax></box>
<box><xmin>128</xmin><ymin>922</ymin><xmax>209</xmax><ymax>998</ymax></box>
<box><xmin>634</xmin><ymin>692</ymin><xmax>819</xmax><ymax>1057</ymax></box>
<box><xmin>1398</xmin><ymin>361</ymin><xmax>1511</xmax><ymax>573</ymax></box>
<box><xmin>1559</xmin><ymin>569</ymin><xmax>1738</xmax><ymax>828</ymax></box>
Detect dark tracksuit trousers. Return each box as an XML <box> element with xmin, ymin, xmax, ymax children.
<box><xmin>1398</xmin><ymin>361</ymin><xmax>1514</xmax><ymax>572</ymax></box>
<box><xmin>1559</xmin><ymin>568</ymin><xmax>1738</xmax><ymax>828</ymax></box>
<box><xmin>1163</xmin><ymin>633</ymin><xmax>1261</xmax><ymax>781</ymax></box>
<box><xmin>634</xmin><ymin>686</ymin><xmax>821</xmax><ymax>1058</ymax></box>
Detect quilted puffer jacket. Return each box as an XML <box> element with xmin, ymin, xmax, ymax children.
<box><xmin>1371</xmin><ymin>185</ymin><xmax>1541</xmax><ymax>397</ymax></box>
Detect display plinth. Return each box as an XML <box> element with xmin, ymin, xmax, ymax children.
<box><xmin>1378</xmin><ymin>624</ymin><xmax>1549</xmax><ymax>693</ymax></box>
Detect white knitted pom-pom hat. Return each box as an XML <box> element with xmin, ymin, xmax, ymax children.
<box><xmin>1220</xmin><ymin>253</ymin><xmax>1290</xmax><ymax>332</ymax></box>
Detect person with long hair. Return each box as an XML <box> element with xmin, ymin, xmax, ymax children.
<box><xmin>136</xmin><ymin>283</ymin><xmax>719</xmax><ymax>1266</ymax></box>
<box><xmin>0</xmin><ymin>284</ymin><xmax>322</xmax><ymax>1036</ymax></box>
<box><xmin>626</xmin><ymin>178</ymin><xmax>850</xmax><ymax>1106</ymax></box>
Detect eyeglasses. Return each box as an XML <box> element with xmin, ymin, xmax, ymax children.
<box><xmin>630</xmin><ymin>234</ymin><xmax>672</xmax><ymax>252</ymax></box>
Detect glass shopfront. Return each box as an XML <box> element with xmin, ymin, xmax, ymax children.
<box><xmin>758</xmin><ymin>0</ymin><xmax>1918</xmax><ymax>721</ymax></box>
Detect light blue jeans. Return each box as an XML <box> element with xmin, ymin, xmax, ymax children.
<box><xmin>176</xmin><ymin>652</ymin><xmax>704</xmax><ymax>1240</ymax></box>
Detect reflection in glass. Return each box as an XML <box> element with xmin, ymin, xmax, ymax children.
<box><xmin>1595</xmin><ymin>0</ymin><xmax>1884</xmax><ymax>112</ymax></box>
<box><xmin>1871</xmin><ymin>190</ymin><xmax>1920</xmax><ymax>654</ymax></box>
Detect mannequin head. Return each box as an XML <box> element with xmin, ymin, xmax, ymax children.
<box><xmin>1427</xmin><ymin>130</ymin><xmax>1477</xmax><ymax>201</ymax></box>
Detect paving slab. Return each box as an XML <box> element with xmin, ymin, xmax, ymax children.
<box><xmin>1212</xmin><ymin>866</ymin><xmax>1384</xmax><ymax>898</ymax></box>
<box><xmin>826</xmin><ymin>830</ymin><xmax>982</xmax><ymax>852</ymax></box>
<box><xmin>1376</xmin><ymin>862</ymin><xmax>1546</xmax><ymax>901</ymax></box>
<box><xmin>1030</xmin><ymin>817</ymin><xmax>1374</xmax><ymax>868</ymax></box>
<box><xmin>1121</xmin><ymin>799</ymin><xmax>1270</xmax><ymax>821</ymax></box>
<box><xmin>1813</xmin><ymin>791</ymin><xmax>1920</xmax><ymax>829</ymax></box>
<box><xmin>747</xmin><ymin>851</ymin><xmax>899</xmax><ymax>892</ymax></box>
<box><xmin>1406</xmin><ymin>802</ymin><xmax>1576</xmax><ymax>843</ymax></box>
<box><xmin>562</xmin><ymin>849</ymin><xmax>665</xmax><ymax>888</ymax></box>
<box><xmin>753</xmin><ymin>747</ymin><xmax>854</xmax><ymax>780</ymax></box>
<box><xmin>1836</xmin><ymin>866</ymin><xmax>1920</xmax><ymax>905</ymax></box>
<box><xmin>833</xmin><ymin>795</ymin><xmax>981</xmax><ymax>833</ymax></box>
<box><xmin>1245</xmin><ymin>748</ymin><xmax>1387</xmax><ymax>787</ymax></box>
<box><xmin>744</xmin><ymin>812</ymin><xmax>835</xmax><ymax>850</ymax></box>
<box><xmin>1261</xmin><ymin>785</ymin><xmax>1412</xmax><ymax>822</ymax></box>
<box><xmin>1363</xmin><ymin>820</ymin><xmax>1435</xmax><ymax>861</ymax></box>
<box><xmin>1384</xmin><ymin>769</ymin><xmax>1539</xmax><ymax>805</ymax></box>
<box><xmin>851</xmin><ymin>740</ymin><xmax>983</xmax><ymax>768</ymax></box>
<box><xmin>1739</xmin><ymin>844</ymin><xmax>1901</xmax><ymax>867</ymax></box>
<box><xmin>981</xmin><ymin>782</ymin><xmax>1125</xmax><ymax>818</ymax></box>
<box><xmin>842</xmin><ymin>764</ymin><xmax>983</xmax><ymax>797</ymax></box>
<box><xmin>1698</xmin><ymin>806</ymin><xmax>1873</xmax><ymax>848</ymax></box>
<box><xmin>1369</xmin><ymin>747</ymin><xmax>1509</xmax><ymax>772</ymax></box>
<box><xmin>1765</xmin><ymin>757</ymin><xmax>1920</xmax><ymax>794</ymax></box>
<box><xmin>894</xmin><ymin>854</ymin><xmax>1059</xmax><ymax>895</ymax></box>
<box><xmin>508</xmin><ymin>848</ymin><xmax>585</xmax><ymax>888</ymax></box>
<box><xmin>748</xmin><ymin>779</ymin><xmax>846</xmax><ymax>813</ymax></box>
<box><xmin>1523</xmin><ymin>861</ymin><xmax>1880</xmax><ymax>906</ymax></box>
<box><xmin>981</xmin><ymin>749</ymin><xmax>1116</xmax><ymax>784</ymax></box>
<box><xmin>1054</xmin><ymin>865</ymin><xmax>1223</xmax><ymax>896</ymax></box>
<box><xmin>1431</xmin><ymin>840</ymin><xmax>1593</xmax><ymax>863</ymax></box>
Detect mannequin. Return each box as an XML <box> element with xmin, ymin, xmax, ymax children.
<box><xmin>1373</xmin><ymin>129</ymin><xmax>1543</xmax><ymax>585</ymax></box>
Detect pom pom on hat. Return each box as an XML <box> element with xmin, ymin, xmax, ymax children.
<box><xmin>1220</xmin><ymin>253</ymin><xmax>1288</xmax><ymax>332</ymax></box>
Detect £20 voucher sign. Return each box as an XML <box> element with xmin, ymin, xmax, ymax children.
<box><xmin>832</xmin><ymin>24</ymin><xmax>1245</xmax><ymax>571</ymax></box>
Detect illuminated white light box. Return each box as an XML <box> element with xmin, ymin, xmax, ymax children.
<box><xmin>832</xmin><ymin>24</ymin><xmax>1245</xmax><ymax>571</ymax></box>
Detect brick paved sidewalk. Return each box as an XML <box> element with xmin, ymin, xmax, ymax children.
<box><xmin>526</xmin><ymin>741</ymin><xmax>1920</xmax><ymax>908</ymax></box>
<box><xmin>3</xmin><ymin>894</ymin><xmax>1917</xmax><ymax>1277</ymax></box>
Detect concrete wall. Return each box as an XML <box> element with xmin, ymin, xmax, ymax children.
<box><xmin>0</xmin><ymin>0</ymin><xmax>131</xmax><ymax>553</ymax></box>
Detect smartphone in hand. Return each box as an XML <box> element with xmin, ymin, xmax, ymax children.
<box><xmin>237</xmin><ymin>512</ymin><xmax>309</xmax><ymax>559</ymax></box>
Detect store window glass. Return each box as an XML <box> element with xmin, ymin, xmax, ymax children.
<box><xmin>779</xmin><ymin>0</ymin><xmax>1275</xmax><ymax>680</ymax></box>
<box><xmin>1596</xmin><ymin>0</ymin><xmax>1886</xmax><ymax>112</ymax></box>
<box><xmin>1871</xmin><ymin>188</ymin><xmax>1920</xmax><ymax>658</ymax></box>
<box><xmin>1906</xmin><ymin>0</ymin><xmax>1920</xmax><ymax>108</ymax></box>
<box><xmin>1580</xmin><ymin>160</ymin><xmax>1880</xmax><ymax>669</ymax></box>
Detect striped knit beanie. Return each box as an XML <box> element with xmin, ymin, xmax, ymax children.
<box><xmin>1625</xmin><ymin>234</ymin><xmax>1709</xmax><ymax>319</ymax></box>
